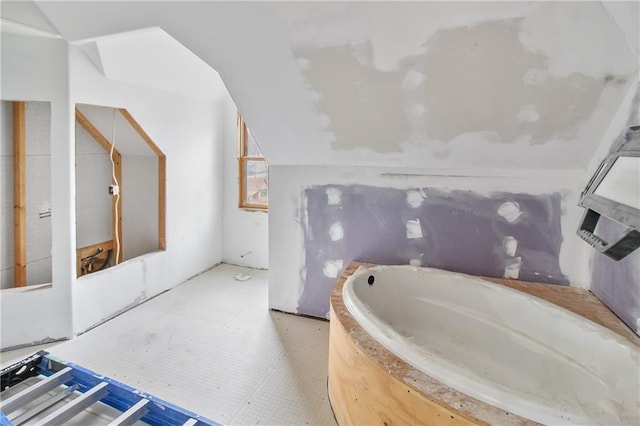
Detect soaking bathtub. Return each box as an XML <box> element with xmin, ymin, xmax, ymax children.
<box><xmin>328</xmin><ymin>263</ymin><xmax>640</xmax><ymax>426</ymax></box>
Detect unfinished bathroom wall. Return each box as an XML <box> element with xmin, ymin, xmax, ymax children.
<box><xmin>26</xmin><ymin>2</ymin><xmax>640</xmax><ymax>325</ymax></box>
<box><xmin>269</xmin><ymin>166</ymin><xmax>588</xmax><ymax>317</ymax></box>
<box><xmin>222</xmin><ymin>96</ymin><xmax>269</xmax><ymax>269</ymax></box>
<box><xmin>69</xmin><ymin>44</ymin><xmax>226</xmax><ymax>334</ymax></box>
<box><xmin>121</xmin><ymin>155</ymin><xmax>158</xmax><ymax>260</ymax></box>
<box><xmin>75</xmin><ymin>120</ymin><xmax>112</xmax><ymax>249</ymax></box>
<box><xmin>589</xmin><ymin>85</ymin><xmax>640</xmax><ymax>334</ymax></box>
<box><xmin>1</xmin><ymin>33</ymin><xmax>74</xmax><ymax>349</ymax></box>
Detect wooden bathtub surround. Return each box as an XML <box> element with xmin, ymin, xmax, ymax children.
<box><xmin>329</xmin><ymin>305</ymin><xmax>489</xmax><ymax>426</ymax></box>
<box><xmin>328</xmin><ymin>262</ymin><xmax>639</xmax><ymax>426</ymax></box>
<box><xmin>482</xmin><ymin>277</ymin><xmax>640</xmax><ymax>346</ymax></box>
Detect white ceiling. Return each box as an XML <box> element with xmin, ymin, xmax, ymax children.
<box><xmin>94</xmin><ymin>27</ymin><xmax>227</xmax><ymax>102</ymax></box>
<box><xmin>6</xmin><ymin>1</ymin><xmax>640</xmax><ymax>170</ymax></box>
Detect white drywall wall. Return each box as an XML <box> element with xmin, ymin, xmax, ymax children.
<box><xmin>121</xmin><ymin>155</ymin><xmax>158</xmax><ymax>261</ymax></box>
<box><xmin>75</xmin><ymin>120</ymin><xmax>113</xmax><ymax>249</ymax></box>
<box><xmin>268</xmin><ymin>166</ymin><xmax>590</xmax><ymax>314</ymax></box>
<box><xmin>222</xmin><ymin>96</ymin><xmax>269</xmax><ymax>269</ymax></box>
<box><xmin>70</xmin><ymin>45</ymin><xmax>226</xmax><ymax>333</ymax></box>
<box><xmin>1</xmin><ymin>34</ymin><xmax>74</xmax><ymax>349</ymax></box>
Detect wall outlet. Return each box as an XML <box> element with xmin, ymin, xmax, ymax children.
<box><xmin>108</xmin><ymin>184</ymin><xmax>120</xmax><ymax>196</ymax></box>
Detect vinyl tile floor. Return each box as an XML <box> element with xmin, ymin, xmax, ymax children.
<box><xmin>1</xmin><ymin>264</ymin><xmax>337</xmax><ymax>426</ymax></box>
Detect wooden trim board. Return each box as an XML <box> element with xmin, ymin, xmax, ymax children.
<box><xmin>158</xmin><ymin>155</ymin><xmax>166</xmax><ymax>250</ymax></box>
<box><xmin>13</xmin><ymin>101</ymin><xmax>26</xmax><ymax>287</ymax></box>
<box><xmin>329</xmin><ymin>303</ymin><xmax>484</xmax><ymax>426</ymax></box>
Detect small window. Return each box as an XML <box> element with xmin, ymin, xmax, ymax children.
<box><xmin>238</xmin><ymin>113</ymin><xmax>268</xmax><ymax>210</ymax></box>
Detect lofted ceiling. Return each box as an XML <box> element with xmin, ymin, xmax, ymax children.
<box><xmin>4</xmin><ymin>1</ymin><xmax>639</xmax><ymax>170</ymax></box>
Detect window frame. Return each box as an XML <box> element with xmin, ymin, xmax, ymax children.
<box><xmin>238</xmin><ymin>112</ymin><xmax>268</xmax><ymax>211</ymax></box>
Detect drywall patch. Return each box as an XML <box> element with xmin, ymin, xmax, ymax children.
<box><xmin>497</xmin><ymin>201</ymin><xmax>522</xmax><ymax>223</ymax></box>
<box><xmin>522</xmin><ymin>68</ymin><xmax>549</xmax><ymax>85</ymax></box>
<box><xmin>325</xmin><ymin>186</ymin><xmax>342</xmax><ymax>205</ymax></box>
<box><xmin>406</xmin><ymin>189</ymin><xmax>427</xmax><ymax>208</ymax></box>
<box><xmin>406</xmin><ymin>219</ymin><xmax>423</xmax><ymax>239</ymax></box>
<box><xmin>401</xmin><ymin>70</ymin><xmax>425</xmax><ymax>91</ymax></box>
<box><xmin>296</xmin><ymin>43</ymin><xmax>410</xmax><ymax>152</ymax></box>
<box><xmin>503</xmin><ymin>236</ymin><xmax>518</xmax><ymax>257</ymax></box>
<box><xmin>298</xmin><ymin>185</ymin><xmax>567</xmax><ymax>317</ymax></box>
<box><xmin>516</xmin><ymin>104</ymin><xmax>540</xmax><ymax>123</ymax></box>
<box><xmin>323</xmin><ymin>259</ymin><xmax>344</xmax><ymax>278</ymax></box>
<box><xmin>329</xmin><ymin>221</ymin><xmax>344</xmax><ymax>241</ymax></box>
<box><xmin>294</xmin><ymin>18</ymin><xmax>619</xmax><ymax>152</ymax></box>
<box><xmin>414</xmin><ymin>19</ymin><xmax>611</xmax><ymax>144</ymax></box>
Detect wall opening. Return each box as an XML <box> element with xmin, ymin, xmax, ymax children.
<box><xmin>1</xmin><ymin>100</ymin><xmax>53</xmax><ymax>290</ymax></box>
<box><xmin>75</xmin><ymin>104</ymin><xmax>166</xmax><ymax>277</ymax></box>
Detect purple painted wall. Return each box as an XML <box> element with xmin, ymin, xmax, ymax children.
<box><xmin>590</xmin><ymin>88</ymin><xmax>640</xmax><ymax>334</ymax></box>
<box><xmin>591</xmin><ymin>217</ymin><xmax>640</xmax><ymax>332</ymax></box>
<box><xmin>299</xmin><ymin>185</ymin><xmax>567</xmax><ymax>318</ymax></box>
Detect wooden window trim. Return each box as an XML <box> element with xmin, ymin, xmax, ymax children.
<box><xmin>238</xmin><ymin>113</ymin><xmax>268</xmax><ymax>211</ymax></box>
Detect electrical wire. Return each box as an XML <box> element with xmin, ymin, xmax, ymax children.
<box><xmin>111</xmin><ymin>109</ymin><xmax>121</xmax><ymax>264</ymax></box>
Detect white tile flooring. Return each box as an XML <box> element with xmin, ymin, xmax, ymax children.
<box><xmin>1</xmin><ymin>264</ymin><xmax>337</xmax><ymax>426</ymax></box>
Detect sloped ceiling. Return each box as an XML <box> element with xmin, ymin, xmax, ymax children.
<box><xmin>93</xmin><ymin>27</ymin><xmax>227</xmax><ymax>102</ymax></box>
<box><xmin>0</xmin><ymin>0</ymin><xmax>60</xmax><ymax>38</ymax></box>
<box><xmin>26</xmin><ymin>1</ymin><xmax>640</xmax><ymax>169</ymax></box>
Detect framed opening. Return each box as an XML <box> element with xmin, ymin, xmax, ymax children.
<box><xmin>75</xmin><ymin>105</ymin><xmax>166</xmax><ymax>277</ymax></box>
<box><xmin>1</xmin><ymin>100</ymin><xmax>53</xmax><ymax>290</ymax></box>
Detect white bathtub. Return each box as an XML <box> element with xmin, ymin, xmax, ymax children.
<box><xmin>343</xmin><ymin>265</ymin><xmax>640</xmax><ymax>426</ymax></box>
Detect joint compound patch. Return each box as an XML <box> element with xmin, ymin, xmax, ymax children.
<box><xmin>325</xmin><ymin>187</ymin><xmax>342</xmax><ymax>205</ymax></box>
<box><xmin>401</xmin><ymin>70</ymin><xmax>425</xmax><ymax>90</ymax></box>
<box><xmin>497</xmin><ymin>201</ymin><xmax>523</xmax><ymax>223</ymax></box>
<box><xmin>329</xmin><ymin>222</ymin><xmax>344</xmax><ymax>241</ymax></box>
<box><xmin>517</xmin><ymin>104</ymin><xmax>540</xmax><ymax>123</ymax></box>
<box><xmin>406</xmin><ymin>219</ymin><xmax>423</xmax><ymax>239</ymax></box>
<box><xmin>504</xmin><ymin>257</ymin><xmax>523</xmax><ymax>279</ymax></box>
<box><xmin>406</xmin><ymin>189</ymin><xmax>427</xmax><ymax>208</ymax></box>
<box><xmin>323</xmin><ymin>260</ymin><xmax>344</xmax><ymax>278</ymax></box>
<box><xmin>522</xmin><ymin>68</ymin><xmax>549</xmax><ymax>85</ymax></box>
<box><xmin>503</xmin><ymin>236</ymin><xmax>518</xmax><ymax>257</ymax></box>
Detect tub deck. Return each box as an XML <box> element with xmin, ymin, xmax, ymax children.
<box><xmin>328</xmin><ymin>262</ymin><xmax>639</xmax><ymax>426</ymax></box>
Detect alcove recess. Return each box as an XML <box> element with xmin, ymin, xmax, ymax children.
<box><xmin>1</xmin><ymin>101</ymin><xmax>52</xmax><ymax>290</ymax></box>
<box><xmin>75</xmin><ymin>104</ymin><xmax>166</xmax><ymax>277</ymax></box>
